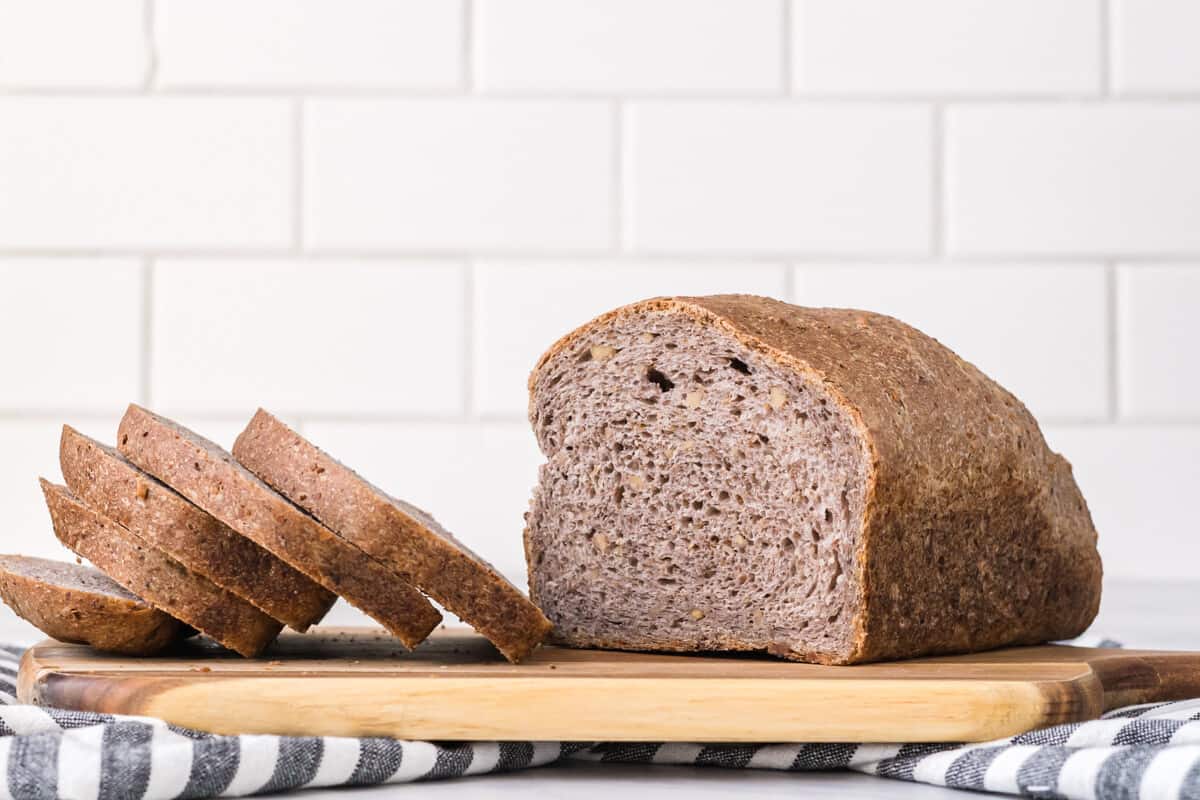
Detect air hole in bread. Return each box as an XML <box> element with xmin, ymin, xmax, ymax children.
<box><xmin>728</xmin><ymin>357</ymin><xmax>752</xmax><ymax>375</ymax></box>
<box><xmin>645</xmin><ymin>367</ymin><xmax>674</xmax><ymax>392</ymax></box>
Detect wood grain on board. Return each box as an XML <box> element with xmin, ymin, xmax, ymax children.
<box><xmin>19</xmin><ymin>628</ymin><xmax>1200</xmax><ymax>742</ymax></box>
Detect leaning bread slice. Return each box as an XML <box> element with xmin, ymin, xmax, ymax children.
<box><xmin>233</xmin><ymin>409</ymin><xmax>552</xmax><ymax>663</ymax></box>
<box><xmin>116</xmin><ymin>406</ymin><xmax>442</xmax><ymax>648</ymax></box>
<box><xmin>40</xmin><ymin>480</ymin><xmax>282</xmax><ymax>657</ymax></box>
<box><xmin>60</xmin><ymin>426</ymin><xmax>335</xmax><ymax>631</ymax></box>
<box><xmin>0</xmin><ymin>554</ymin><xmax>186</xmax><ymax>655</ymax></box>
<box><xmin>525</xmin><ymin>295</ymin><xmax>1101</xmax><ymax>665</ymax></box>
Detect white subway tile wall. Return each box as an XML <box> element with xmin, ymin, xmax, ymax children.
<box><xmin>0</xmin><ymin>99</ymin><xmax>292</xmax><ymax>249</ymax></box>
<box><xmin>793</xmin><ymin>0</ymin><xmax>1101</xmax><ymax>94</ymax></box>
<box><xmin>0</xmin><ymin>0</ymin><xmax>146</xmax><ymax>88</ymax></box>
<box><xmin>158</xmin><ymin>0</ymin><xmax>463</xmax><ymax>89</ymax></box>
<box><xmin>304</xmin><ymin>99</ymin><xmax>613</xmax><ymax>250</ymax></box>
<box><xmin>946</xmin><ymin>105</ymin><xmax>1200</xmax><ymax>255</ymax></box>
<box><xmin>1116</xmin><ymin>265</ymin><xmax>1200</xmax><ymax>419</ymax></box>
<box><xmin>628</xmin><ymin>103</ymin><xmax>932</xmax><ymax>254</ymax></box>
<box><xmin>476</xmin><ymin>0</ymin><xmax>782</xmax><ymax>93</ymax></box>
<box><xmin>150</xmin><ymin>259</ymin><xmax>465</xmax><ymax>416</ymax></box>
<box><xmin>0</xmin><ymin>1</ymin><xmax>1196</xmax><ymax>590</ymax></box>
<box><xmin>1112</xmin><ymin>0</ymin><xmax>1200</xmax><ymax>92</ymax></box>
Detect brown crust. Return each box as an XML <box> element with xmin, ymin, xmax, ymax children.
<box><xmin>528</xmin><ymin>295</ymin><xmax>1102</xmax><ymax>664</ymax></box>
<box><xmin>116</xmin><ymin>405</ymin><xmax>442</xmax><ymax>649</ymax></box>
<box><xmin>39</xmin><ymin>480</ymin><xmax>282</xmax><ymax>657</ymax></box>
<box><xmin>232</xmin><ymin>409</ymin><xmax>552</xmax><ymax>663</ymax></box>
<box><xmin>0</xmin><ymin>554</ymin><xmax>184</xmax><ymax>655</ymax></box>
<box><xmin>60</xmin><ymin>426</ymin><xmax>336</xmax><ymax>632</ymax></box>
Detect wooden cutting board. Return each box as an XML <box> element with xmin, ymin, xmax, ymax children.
<box><xmin>18</xmin><ymin>627</ymin><xmax>1200</xmax><ymax>743</ymax></box>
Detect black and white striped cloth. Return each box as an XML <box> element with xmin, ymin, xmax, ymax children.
<box><xmin>4</xmin><ymin>640</ymin><xmax>1200</xmax><ymax>799</ymax></box>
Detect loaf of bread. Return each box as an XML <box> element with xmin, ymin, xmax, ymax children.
<box><xmin>60</xmin><ymin>425</ymin><xmax>336</xmax><ymax>631</ymax></box>
<box><xmin>41</xmin><ymin>480</ymin><xmax>283</xmax><ymax>657</ymax></box>
<box><xmin>233</xmin><ymin>409</ymin><xmax>552</xmax><ymax>662</ymax></box>
<box><xmin>0</xmin><ymin>554</ymin><xmax>186</xmax><ymax>655</ymax></box>
<box><xmin>117</xmin><ymin>405</ymin><xmax>443</xmax><ymax>649</ymax></box>
<box><xmin>525</xmin><ymin>295</ymin><xmax>1102</xmax><ymax>665</ymax></box>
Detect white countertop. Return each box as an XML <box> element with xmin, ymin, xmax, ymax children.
<box><xmin>3</xmin><ymin>579</ymin><xmax>1196</xmax><ymax>799</ymax></box>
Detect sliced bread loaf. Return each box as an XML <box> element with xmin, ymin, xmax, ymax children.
<box><xmin>60</xmin><ymin>425</ymin><xmax>335</xmax><ymax>631</ymax></box>
<box><xmin>0</xmin><ymin>554</ymin><xmax>185</xmax><ymax>655</ymax></box>
<box><xmin>525</xmin><ymin>295</ymin><xmax>1102</xmax><ymax>665</ymax></box>
<box><xmin>233</xmin><ymin>409</ymin><xmax>552</xmax><ymax>663</ymax></box>
<box><xmin>40</xmin><ymin>480</ymin><xmax>282</xmax><ymax>657</ymax></box>
<box><xmin>116</xmin><ymin>405</ymin><xmax>442</xmax><ymax>649</ymax></box>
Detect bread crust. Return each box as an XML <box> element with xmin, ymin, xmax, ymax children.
<box><xmin>232</xmin><ymin>409</ymin><xmax>551</xmax><ymax>663</ymax></box>
<box><xmin>40</xmin><ymin>480</ymin><xmax>282</xmax><ymax>657</ymax></box>
<box><xmin>60</xmin><ymin>425</ymin><xmax>335</xmax><ymax>631</ymax></box>
<box><xmin>528</xmin><ymin>295</ymin><xmax>1102</xmax><ymax>664</ymax></box>
<box><xmin>0</xmin><ymin>554</ymin><xmax>184</xmax><ymax>655</ymax></box>
<box><xmin>116</xmin><ymin>405</ymin><xmax>442</xmax><ymax>649</ymax></box>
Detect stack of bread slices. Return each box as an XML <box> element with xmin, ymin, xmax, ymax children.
<box><xmin>1</xmin><ymin>405</ymin><xmax>550</xmax><ymax>662</ymax></box>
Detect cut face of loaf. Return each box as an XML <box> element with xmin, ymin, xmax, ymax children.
<box><xmin>525</xmin><ymin>295</ymin><xmax>1102</xmax><ymax>665</ymax></box>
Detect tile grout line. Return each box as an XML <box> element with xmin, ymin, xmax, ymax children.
<box><xmin>139</xmin><ymin>258</ymin><xmax>154</xmax><ymax>405</ymax></box>
<box><xmin>292</xmin><ymin>99</ymin><xmax>305</xmax><ymax>253</ymax></box>
<box><xmin>142</xmin><ymin>0</ymin><xmax>159</xmax><ymax>91</ymax></box>
<box><xmin>7</xmin><ymin>249</ymin><xmax>1200</xmax><ymax>263</ymax></box>
<box><xmin>782</xmin><ymin>263</ymin><xmax>797</xmax><ymax>303</ymax></box>
<box><xmin>1099</xmin><ymin>0</ymin><xmax>1113</xmax><ymax>95</ymax></box>
<box><xmin>462</xmin><ymin>261</ymin><xmax>476</xmax><ymax>419</ymax></box>
<box><xmin>612</xmin><ymin>101</ymin><xmax>627</xmax><ymax>251</ymax></box>
<box><xmin>462</xmin><ymin>0</ymin><xmax>475</xmax><ymax>93</ymax></box>
<box><xmin>780</xmin><ymin>0</ymin><xmax>793</xmax><ymax>94</ymax></box>
<box><xmin>7</xmin><ymin>87</ymin><xmax>1200</xmax><ymax>102</ymax></box>
<box><xmin>1107</xmin><ymin>262</ymin><xmax>1120</xmax><ymax>421</ymax></box>
<box><xmin>930</xmin><ymin>103</ymin><xmax>946</xmax><ymax>260</ymax></box>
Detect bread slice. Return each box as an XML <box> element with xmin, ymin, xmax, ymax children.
<box><xmin>0</xmin><ymin>554</ymin><xmax>186</xmax><ymax>655</ymax></box>
<box><xmin>40</xmin><ymin>480</ymin><xmax>282</xmax><ymax>657</ymax></box>
<box><xmin>233</xmin><ymin>409</ymin><xmax>552</xmax><ymax>663</ymax></box>
<box><xmin>116</xmin><ymin>405</ymin><xmax>442</xmax><ymax>649</ymax></box>
<box><xmin>525</xmin><ymin>295</ymin><xmax>1102</xmax><ymax>665</ymax></box>
<box><xmin>60</xmin><ymin>425</ymin><xmax>335</xmax><ymax>632</ymax></box>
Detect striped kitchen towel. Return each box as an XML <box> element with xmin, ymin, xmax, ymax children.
<box><xmin>3</xmin><ymin>639</ymin><xmax>1200</xmax><ymax>800</ymax></box>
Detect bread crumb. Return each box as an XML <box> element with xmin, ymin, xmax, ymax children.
<box><xmin>732</xmin><ymin>534</ymin><xmax>747</xmax><ymax>549</ymax></box>
<box><xmin>626</xmin><ymin>473</ymin><xmax>646</xmax><ymax>490</ymax></box>
<box><xmin>769</xmin><ymin>387</ymin><xmax>787</xmax><ymax>409</ymax></box>
<box><xmin>685</xmin><ymin>390</ymin><xmax>704</xmax><ymax>409</ymax></box>
<box><xmin>590</xmin><ymin>345</ymin><xmax>617</xmax><ymax>362</ymax></box>
<box><xmin>690</xmin><ymin>609</ymin><xmax>705</xmax><ymax>620</ymax></box>
<box><xmin>135</xmin><ymin>480</ymin><xmax>149</xmax><ymax>501</ymax></box>
<box><xmin>639</xmin><ymin>332</ymin><xmax>655</xmax><ymax>343</ymax></box>
<box><xmin>592</xmin><ymin>533</ymin><xmax>609</xmax><ymax>552</ymax></box>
